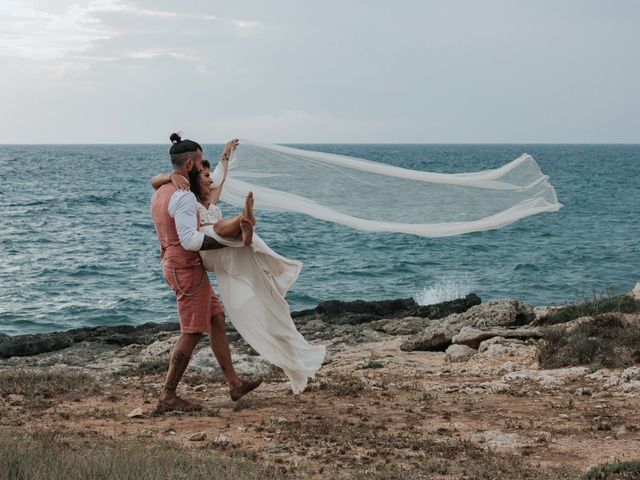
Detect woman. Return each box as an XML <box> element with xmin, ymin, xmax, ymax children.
<box><xmin>152</xmin><ymin>146</ymin><xmax>325</xmax><ymax>394</ymax></box>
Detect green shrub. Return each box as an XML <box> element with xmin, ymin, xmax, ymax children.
<box><xmin>583</xmin><ymin>460</ymin><xmax>640</xmax><ymax>479</ymax></box>
<box><xmin>538</xmin><ymin>314</ymin><xmax>640</xmax><ymax>369</ymax></box>
<box><xmin>541</xmin><ymin>294</ymin><xmax>640</xmax><ymax>326</ymax></box>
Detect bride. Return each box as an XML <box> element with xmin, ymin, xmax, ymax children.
<box><xmin>151</xmin><ymin>142</ymin><xmax>325</xmax><ymax>394</ymax></box>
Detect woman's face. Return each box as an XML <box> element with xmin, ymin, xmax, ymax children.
<box><xmin>198</xmin><ymin>166</ymin><xmax>213</xmax><ymax>194</ymax></box>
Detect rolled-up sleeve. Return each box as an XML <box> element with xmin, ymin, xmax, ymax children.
<box><xmin>168</xmin><ymin>191</ymin><xmax>205</xmax><ymax>250</ymax></box>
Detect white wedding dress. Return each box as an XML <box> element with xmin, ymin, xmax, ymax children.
<box><xmin>197</xmin><ymin>202</ymin><xmax>326</xmax><ymax>394</ymax></box>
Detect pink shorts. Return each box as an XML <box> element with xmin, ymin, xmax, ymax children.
<box><xmin>163</xmin><ymin>265</ymin><xmax>224</xmax><ymax>334</ymax></box>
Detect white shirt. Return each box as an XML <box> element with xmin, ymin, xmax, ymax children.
<box><xmin>168</xmin><ymin>191</ymin><xmax>205</xmax><ymax>251</ymax></box>
<box><xmin>167</xmin><ymin>162</ymin><xmax>225</xmax><ymax>251</ymax></box>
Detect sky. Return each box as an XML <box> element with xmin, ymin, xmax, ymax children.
<box><xmin>1</xmin><ymin>0</ymin><xmax>639</xmax><ymax>144</ymax></box>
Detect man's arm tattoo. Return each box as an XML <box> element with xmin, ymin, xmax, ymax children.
<box><xmin>200</xmin><ymin>235</ymin><xmax>226</xmax><ymax>250</ymax></box>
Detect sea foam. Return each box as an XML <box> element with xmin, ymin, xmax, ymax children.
<box><xmin>415</xmin><ymin>277</ymin><xmax>473</xmax><ymax>306</ymax></box>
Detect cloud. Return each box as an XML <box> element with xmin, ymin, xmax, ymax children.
<box><xmin>0</xmin><ymin>0</ymin><xmax>116</xmax><ymax>61</ymax></box>
<box><xmin>232</xmin><ymin>20</ymin><xmax>258</xmax><ymax>29</ymax></box>
<box><xmin>125</xmin><ymin>49</ymin><xmax>201</xmax><ymax>62</ymax></box>
<box><xmin>0</xmin><ymin>1</ymin><xmax>256</xmax><ymax>64</ymax></box>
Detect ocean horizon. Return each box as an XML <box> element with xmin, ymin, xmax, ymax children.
<box><xmin>1</xmin><ymin>143</ymin><xmax>638</xmax><ymax>335</ymax></box>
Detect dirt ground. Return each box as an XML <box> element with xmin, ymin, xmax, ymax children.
<box><xmin>2</xmin><ymin>336</ymin><xmax>639</xmax><ymax>479</ymax></box>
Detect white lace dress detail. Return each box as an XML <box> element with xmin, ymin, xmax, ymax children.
<box><xmin>197</xmin><ymin>203</ymin><xmax>222</xmax><ymax>226</ymax></box>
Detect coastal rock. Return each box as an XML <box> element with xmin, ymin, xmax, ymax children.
<box><xmin>0</xmin><ymin>323</ymin><xmax>179</xmax><ymax>358</ymax></box>
<box><xmin>466</xmin><ymin>299</ymin><xmax>535</xmax><ymax>328</ymax></box>
<box><xmin>189</xmin><ymin>432</ymin><xmax>207</xmax><ymax>442</ymax></box>
<box><xmin>401</xmin><ymin>299</ymin><xmax>533</xmax><ymax>352</ymax></box>
<box><xmin>293</xmin><ymin>294</ymin><xmax>481</xmax><ymax>325</ymax></box>
<box><xmin>190</xmin><ymin>349</ymin><xmax>273</xmax><ymax>377</ymax></box>
<box><xmin>138</xmin><ymin>337</ymin><xmax>179</xmax><ymax>363</ymax></box>
<box><xmin>375</xmin><ymin>317</ymin><xmax>432</xmax><ymax>336</ymax></box>
<box><xmin>446</xmin><ymin>344</ymin><xmax>477</xmax><ymax>362</ymax></box>
<box><xmin>472</xmin><ymin>430</ymin><xmax>522</xmax><ymax>450</ymax></box>
<box><xmin>127</xmin><ymin>407</ymin><xmax>144</xmax><ymax>418</ymax></box>
<box><xmin>452</xmin><ymin>326</ymin><xmax>542</xmax><ymax>349</ymax></box>
<box><xmin>478</xmin><ymin>336</ymin><xmax>525</xmax><ymax>354</ymax></box>
<box><xmin>631</xmin><ymin>282</ymin><xmax>640</xmax><ymax>300</ymax></box>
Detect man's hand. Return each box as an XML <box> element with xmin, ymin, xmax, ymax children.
<box><xmin>170</xmin><ymin>172</ymin><xmax>190</xmax><ymax>191</ymax></box>
<box><xmin>221</xmin><ymin>138</ymin><xmax>240</xmax><ymax>163</ymax></box>
<box><xmin>200</xmin><ymin>235</ymin><xmax>226</xmax><ymax>250</ymax></box>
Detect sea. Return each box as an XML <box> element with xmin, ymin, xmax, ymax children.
<box><xmin>1</xmin><ymin>144</ymin><xmax>638</xmax><ymax>335</ymax></box>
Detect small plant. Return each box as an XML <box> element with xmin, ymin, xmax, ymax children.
<box><xmin>361</xmin><ymin>360</ymin><xmax>384</xmax><ymax>369</ymax></box>
<box><xmin>538</xmin><ymin>314</ymin><xmax>640</xmax><ymax>369</ymax></box>
<box><xmin>588</xmin><ymin>362</ymin><xmax>603</xmax><ymax>374</ymax></box>
<box><xmin>583</xmin><ymin>460</ymin><xmax>640</xmax><ymax>479</ymax></box>
<box><xmin>541</xmin><ymin>291</ymin><xmax>640</xmax><ymax>326</ymax></box>
<box><xmin>329</xmin><ymin>376</ymin><xmax>366</xmax><ymax>397</ymax></box>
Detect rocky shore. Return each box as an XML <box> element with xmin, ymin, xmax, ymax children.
<box><xmin>1</xmin><ymin>284</ymin><xmax>640</xmax><ymax>479</ymax></box>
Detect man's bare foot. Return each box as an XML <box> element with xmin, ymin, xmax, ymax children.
<box><xmin>230</xmin><ymin>378</ymin><xmax>263</xmax><ymax>402</ymax></box>
<box><xmin>241</xmin><ymin>192</ymin><xmax>255</xmax><ymax>225</ymax></box>
<box><xmin>155</xmin><ymin>395</ymin><xmax>202</xmax><ymax>413</ymax></box>
<box><xmin>240</xmin><ymin>217</ymin><xmax>253</xmax><ymax>246</ymax></box>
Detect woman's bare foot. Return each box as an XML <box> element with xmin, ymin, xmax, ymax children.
<box><xmin>241</xmin><ymin>192</ymin><xmax>255</xmax><ymax>225</ymax></box>
<box><xmin>240</xmin><ymin>217</ymin><xmax>253</xmax><ymax>246</ymax></box>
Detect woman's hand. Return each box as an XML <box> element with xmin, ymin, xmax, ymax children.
<box><xmin>221</xmin><ymin>138</ymin><xmax>240</xmax><ymax>163</ymax></box>
<box><xmin>170</xmin><ymin>172</ymin><xmax>190</xmax><ymax>191</ymax></box>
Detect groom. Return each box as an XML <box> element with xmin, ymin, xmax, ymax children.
<box><xmin>151</xmin><ymin>133</ymin><xmax>261</xmax><ymax>412</ymax></box>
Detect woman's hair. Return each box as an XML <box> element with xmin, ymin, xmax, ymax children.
<box><xmin>169</xmin><ymin>132</ymin><xmax>202</xmax><ymax>167</ymax></box>
<box><xmin>189</xmin><ymin>159</ymin><xmax>211</xmax><ymax>201</ymax></box>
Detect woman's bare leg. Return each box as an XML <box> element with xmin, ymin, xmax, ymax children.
<box><xmin>213</xmin><ymin>192</ymin><xmax>254</xmax><ymax>239</ymax></box>
<box><xmin>213</xmin><ymin>215</ymin><xmax>243</xmax><ymax>238</ymax></box>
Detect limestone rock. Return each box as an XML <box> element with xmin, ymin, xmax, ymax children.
<box><xmin>401</xmin><ymin>299</ymin><xmax>535</xmax><ymax>352</ymax></box>
<box><xmin>7</xmin><ymin>394</ymin><xmax>25</xmax><ymax>406</ymax></box>
<box><xmin>477</xmin><ymin>336</ymin><xmax>527</xmax><ymax>355</ymax></box>
<box><xmin>127</xmin><ymin>407</ymin><xmax>144</xmax><ymax>418</ymax></box>
<box><xmin>631</xmin><ymin>281</ymin><xmax>640</xmax><ymax>300</ymax></box>
<box><xmin>445</xmin><ymin>344</ymin><xmax>478</xmax><ymax>362</ymax></box>
<box><xmin>472</xmin><ymin>430</ymin><xmax>522</xmax><ymax>449</ymax></box>
<box><xmin>138</xmin><ymin>337</ymin><xmax>179</xmax><ymax>363</ymax></box>
<box><xmin>190</xmin><ymin>349</ymin><xmax>273</xmax><ymax>377</ymax></box>
<box><xmin>453</xmin><ymin>326</ymin><xmax>542</xmax><ymax>349</ymax></box>
<box><xmin>189</xmin><ymin>432</ymin><xmax>207</xmax><ymax>441</ymax></box>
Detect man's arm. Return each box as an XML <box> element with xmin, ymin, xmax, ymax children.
<box><xmin>201</xmin><ymin>235</ymin><xmax>226</xmax><ymax>250</ymax></box>
<box><xmin>151</xmin><ymin>172</ymin><xmax>190</xmax><ymax>190</ymax></box>
<box><xmin>169</xmin><ymin>192</ymin><xmax>226</xmax><ymax>251</ymax></box>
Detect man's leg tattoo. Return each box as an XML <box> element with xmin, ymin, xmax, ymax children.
<box><xmin>164</xmin><ymin>351</ymin><xmax>191</xmax><ymax>393</ymax></box>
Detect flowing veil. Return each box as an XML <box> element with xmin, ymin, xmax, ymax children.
<box><xmin>218</xmin><ymin>141</ymin><xmax>561</xmax><ymax>237</ymax></box>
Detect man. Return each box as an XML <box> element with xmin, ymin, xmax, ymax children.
<box><xmin>150</xmin><ymin>133</ymin><xmax>261</xmax><ymax>412</ymax></box>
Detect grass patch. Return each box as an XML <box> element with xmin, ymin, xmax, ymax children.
<box><xmin>540</xmin><ymin>293</ymin><xmax>640</xmax><ymax>326</ymax></box>
<box><xmin>0</xmin><ymin>431</ymin><xmax>283</xmax><ymax>480</ymax></box>
<box><xmin>328</xmin><ymin>376</ymin><xmax>366</xmax><ymax>397</ymax></box>
<box><xmin>538</xmin><ymin>314</ymin><xmax>640</xmax><ymax>369</ymax></box>
<box><xmin>0</xmin><ymin>368</ymin><xmax>101</xmax><ymax>406</ymax></box>
<box><xmin>275</xmin><ymin>417</ymin><xmax>577</xmax><ymax>479</ymax></box>
<box><xmin>583</xmin><ymin>460</ymin><xmax>640</xmax><ymax>479</ymax></box>
<box><xmin>113</xmin><ymin>360</ymin><xmax>169</xmax><ymax>378</ymax></box>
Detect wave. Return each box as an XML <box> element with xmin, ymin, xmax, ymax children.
<box><xmin>415</xmin><ymin>276</ymin><xmax>474</xmax><ymax>306</ymax></box>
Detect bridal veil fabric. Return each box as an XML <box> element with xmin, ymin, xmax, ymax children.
<box><xmin>199</xmin><ymin>228</ymin><xmax>326</xmax><ymax>394</ymax></box>
<box><xmin>219</xmin><ymin>141</ymin><xmax>562</xmax><ymax>237</ymax></box>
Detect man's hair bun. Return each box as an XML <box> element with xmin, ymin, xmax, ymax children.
<box><xmin>170</xmin><ymin>132</ymin><xmax>182</xmax><ymax>144</ymax></box>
